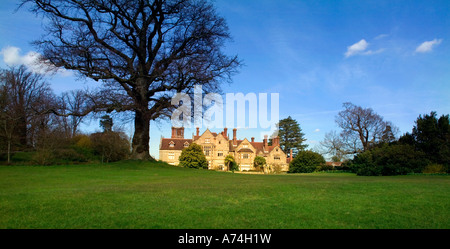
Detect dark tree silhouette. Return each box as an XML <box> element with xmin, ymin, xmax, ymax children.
<box><xmin>0</xmin><ymin>65</ymin><xmax>53</xmax><ymax>149</ymax></box>
<box><xmin>22</xmin><ymin>0</ymin><xmax>240</xmax><ymax>160</ymax></box>
<box><xmin>336</xmin><ymin>102</ymin><xmax>398</xmax><ymax>152</ymax></box>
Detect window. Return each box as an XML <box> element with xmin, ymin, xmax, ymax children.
<box><xmin>204</xmin><ymin>146</ymin><xmax>211</xmax><ymax>156</ymax></box>
<box><xmin>184</xmin><ymin>142</ymin><xmax>189</xmax><ymax>148</ymax></box>
<box><xmin>274</xmin><ymin>156</ymin><xmax>280</xmax><ymax>160</ymax></box>
<box><xmin>243</xmin><ymin>154</ymin><xmax>249</xmax><ymax>159</ymax></box>
<box><xmin>169</xmin><ymin>141</ymin><xmax>175</xmax><ymax>147</ymax></box>
<box><xmin>243</xmin><ymin>144</ymin><xmax>248</xmax><ymax>148</ymax></box>
<box><xmin>218</xmin><ymin>152</ymin><xmax>223</xmax><ymax>157</ymax></box>
<box><xmin>168</xmin><ymin>153</ymin><xmax>175</xmax><ymax>160</ymax></box>
<box><xmin>205</xmin><ymin>138</ymin><xmax>210</xmax><ymax>144</ymax></box>
<box><xmin>241</xmin><ymin>164</ymin><xmax>251</xmax><ymax>171</ymax></box>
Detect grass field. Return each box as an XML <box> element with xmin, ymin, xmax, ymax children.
<box><xmin>0</xmin><ymin>160</ymin><xmax>449</xmax><ymax>229</ymax></box>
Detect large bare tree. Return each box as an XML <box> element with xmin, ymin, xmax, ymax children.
<box><xmin>22</xmin><ymin>0</ymin><xmax>240</xmax><ymax>160</ymax></box>
<box><xmin>0</xmin><ymin>65</ymin><xmax>53</xmax><ymax>146</ymax></box>
<box><xmin>0</xmin><ymin>65</ymin><xmax>55</xmax><ymax>162</ymax></box>
<box><xmin>320</xmin><ymin>102</ymin><xmax>400</xmax><ymax>160</ymax></box>
<box><xmin>334</xmin><ymin>102</ymin><xmax>399</xmax><ymax>153</ymax></box>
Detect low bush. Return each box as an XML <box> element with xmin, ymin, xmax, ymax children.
<box><xmin>349</xmin><ymin>144</ymin><xmax>429</xmax><ymax>176</ymax></box>
<box><xmin>289</xmin><ymin>150</ymin><xmax>326</xmax><ymax>173</ymax></box>
<box><xmin>317</xmin><ymin>164</ymin><xmax>334</xmax><ymax>172</ymax></box>
<box><xmin>90</xmin><ymin>131</ymin><xmax>131</xmax><ymax>163</ymax></box>
<box><xmin>423</xmin><ymin>164</ymin><xmax>448</xmax><ymax>174</ymax></box>
<box><xmin>179</xmin><ymin>143</ymin><xmax>208</xmax><ymax>169</ymax></box>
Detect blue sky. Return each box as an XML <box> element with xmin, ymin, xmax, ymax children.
<box><xmin>1</xmin><ymin>0</ymin><xmax>450</xmax><ymax>159</ymax></box>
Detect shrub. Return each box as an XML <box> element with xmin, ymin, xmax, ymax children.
<box><xmin>53</xmin><ymin>148</ymin><xmax>88</xmax><ymax>163</ymax></box>
<box><xmin>253</xmin><ymin>156</ymin><xmax>266</xmax><ymax>172</ymax></box>
<box><xmin>74</xmin><ymin>135</ymin><xmax>93</xmax><ymax>150</ymax></box>
<box><xmin>423</xmin><ymin>164</ymin><xmax>448</xmax><ymax>174</ymax></box>
<box><xmin>289</xmin><ymin>150</ymin><xmax>325</xmax><ymax>173</ymax></box>
<box><xmin>272</xmin><ymin>163</ymin><xmax>283</xmax><ymax>174</ymax></box>
<box><xmin>350</xmin><ymin>144</ymin><xmax>429</xmax><ymax>176</ymax></box>
<box><xmin>90</xmin><ymin>131</ymin><xmax>130</xmax><ymax>163</ymax></box>
<box><xmin>317</xmin><ymin>164</ymin><xmax>334</xmax><ymax>172</ymax></box>
<box><xmin>178</xmin><ymin>143</ymin><xmax>208</xmax><ymax>169</ymax></box>
<box><xmin>224</xmin><ymin>155</ymin><xmax>238</xmax><ymax>172</ymax></box>
<box><xmin>72</xmin><ymin>135</ymin><xmax>96</xmax><ymax>161</ymax></box>
<box><xmin>32</xmin><ymin>149</ymin><xmax>55</xmax><ymax>166</ymax></box>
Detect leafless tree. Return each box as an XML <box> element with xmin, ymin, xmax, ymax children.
<box><xmin>0</xmin><ymin>65</ymin><xmax>53</xmax><ymax>151</ymax></box>
<box><xmin>334</xmin><ymin>102</ymin><xmax>399</xmax><ymax>153</ymax></box>
<box><xmin>56</xmin><ymin>90</ymin><xmax>90</xmax><ymax>137</ymax></box>
<box><xmin>0</xmin><ymin>87</ymin><xmax>21</xmax><ymax>163</ymax></box>
<box><xmin>22</xmin><ymin>0</ymin><xmax>240</xmax><ymax>160</ymax></box>
<box><xmin>320</xmin><ymin>130</ymin><xmax>349</xmax><ymax>161</ymax></box>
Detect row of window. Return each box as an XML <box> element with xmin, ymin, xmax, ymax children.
<box><xmin>168</xmin><ymin>141</ymin><xmax>189</xmax><ymax>148</ymax></box>
<box><xmin>169</xmin><ymin>151</ymin><xmax>281</xmax><ymax>161</ymax></box>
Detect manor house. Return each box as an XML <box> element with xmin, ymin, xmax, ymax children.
<box><xmin>159</xmin><ymin>127</ymin><xmax>290</xmax><ymax>172</ymax></box>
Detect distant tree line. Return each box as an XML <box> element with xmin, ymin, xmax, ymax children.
<box><xmin>348</xmin><ymin>111</ymin><xmax>449</xmax><ymax>175</ymax></box>
<box><xmin>318</xmin><ymin>103</ymin><xmax>449</xmax><ymax>176</ymax></box>
<box><xmin>0</xmin><ymin>66</ymin><xmax>130</xmax><ymax>165</ymax></box>
<box><xmin>281</xmin><ymin>103</ymin><xmax>449</xmax><ymax>176</ymax></box>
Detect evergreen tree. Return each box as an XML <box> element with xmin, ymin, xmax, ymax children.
<box><xmin>179</xmin><ymin>143</ymin><xmax>208</xmax><ymax>169</ymax></box>
<box><xmin>276</xmin><ymin>116</ymin><xmax>307</xmax><ymax>155</ymax></box>
<box><xmin>100</xmin><ymin>115</ymin><xmax>113</xmax><ymax>132</ymax></box>
<box><xmin>412</xmin><ymin>111</ymin><xmax>450</xmax><ymax>166</ymax></box>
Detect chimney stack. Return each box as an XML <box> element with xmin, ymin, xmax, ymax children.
<box><xmin>180</xmin><ymin>127</ymin><xmax>184</xmax><ymax>138</ymax></box>
<box><xmin>263</xmin><ymin>135</ymin><xmax>268</xmax><ymax>147</ymax></box>
<box><xmin>171</xmin><ymin>127</ymin><xmax>176</xmax><ymax>138</ymax></box>
<box><xmin>273</xmin><ymin>136</ymin><xmax>279</xmax><ymax>146</ymax></box>
<box><xmin>233</xmin><ymin>128</ymin><xmax>237</xmax><ymax>145</ymax></box>
<box><xmin>172</xmin><ymin>127</ymin><xmax>184</xmax><ymax>138</ymax></box>
<box><xmin>251</xmin><ymin>137</ymin><xmax>255</xmax><ymax>142</ymax></box>
<box><xmin>290</xmin><ymin>148</ymin><xmax>293</xmax><ymax>159</ymax></box>
<box><xmin>196</xmin><ymin>127</ymin><xmax>199</xmax><ymax>137</ymax></box>
<box><xmin>224</xmin><ymin>128</ymin><xmax>228</xmax><ymax>139</ymax></box>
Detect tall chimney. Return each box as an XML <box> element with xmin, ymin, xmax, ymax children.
<box><xmin>180</xmin><ymin>127</ymin><xmax>184</xmax><ymax>138</ymax></box>
<box><xmin>233</xmin><ymin>128</ymin><xmax>237</xmax><ymax>145</ymax></box>
<box><xmin>171</xmin><ymin>127</ymin><xmax>176</xmax><ymax>138</ymax></box>
<box><xmin>251</xmin><ymin>137</ymin><xmax>255</xmax><ymax>142</ymax></box>
<box><xmin>196</xmin><ymin>127</ymin><xmax>199</xmax><ymax>137</ymax></box>
<box><xmin>224</xmin><ymin>128</ymin><xmax>228</xmax><ymax>140</ymax></box>
<box><xmin>263</xmin><ymin>135</ymin><xmax>268</xmax><ymax>147</ymax></box>
<box><xmin>273</xmin><ymin>136</ymin><xmax>279</xmax><ymax>146</ymax></box>
<box><xmin>290</xmin><ymin>148</ymin><xmax>293</xmax><ymax>159</ymax></box>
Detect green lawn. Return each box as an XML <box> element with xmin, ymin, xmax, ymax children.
<box><xmin>0</xmin><ymin>161</ymin><xmax>449</xmax><ymax>229</ymax></box>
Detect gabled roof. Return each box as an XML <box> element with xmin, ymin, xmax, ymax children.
<box><xmin>238</xmin><ymin>148</ymin><xmax>254</xmax><ymax>153</ymax></box>
<box><xmin>160</xmin><ymin>138</ymin><xmax>193</xmax><ymax>150</ymax></box>
<box><xmin>228</xmin><ymin>140</ymin><xmax>243</xmax><ymax>151</ymax></box>
<box><xmin>250</xmin><ymin>142</ymin><xmax>265</xmax><ymax>154</ymax></box>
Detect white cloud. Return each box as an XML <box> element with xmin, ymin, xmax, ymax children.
<box><xmin>344</xmin><ymin>39</ymin><xmax>384</xmax><ymax>58</ymax></box>
<box><xmin>345</xmin><ymin>39</ymin><xmax>369</xmax><ymax>57</ymax></box>
<box><xmin>375</xmin><ymin>34</ymin><xmax>389</xmax><ymax>40</ymax></box>
<box><xmin>415</xmin><ymin>39</ymin><xmax>443</xmax><ymax>53</ymax></box>
<box><xmin>314</xmin><ymin>129</ymin><xmax>320</xmax><ymax>133</ymax></box>
<box><xmin>0</xmin><ymin>46</ymin><xmax>71</xmax><ymax>76</ymax></box>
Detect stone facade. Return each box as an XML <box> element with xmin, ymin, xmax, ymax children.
<box><xmin>159</xmin><ymin>127</ymin><xmax>290</xmax><ymax>172</ymax></box>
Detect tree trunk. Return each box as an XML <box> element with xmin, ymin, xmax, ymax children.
<box><xmin>131</xmin><ymin>108</ymin><xmax>153</xmax><ymax>160</ymax></box>
<box><xmin>7</xmin><ymin>139</ymin><xmax>11</xmax><ymax>164</ymax></box>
